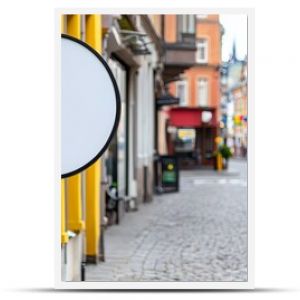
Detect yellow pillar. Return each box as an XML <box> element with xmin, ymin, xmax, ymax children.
<box><xmin>61</xmin><ymin>15</ymin><xmax>65</xmax><ymax>34</ymax></box>
<box><xmin>217</xmin><ymin>152</ymin><xmax>223</xmax><ymax>172</ymax></box>
<box><xmin>64</xmin><ymin>15</ymin><xmax>85</xmax><ymax>233</ymax></box>
<box><xmin>85</xmin><ymin>15</ymin><xmax>102</xmax><ymax>263</ymax></box>
<box><xmin>86</xmin><ymin>15</ymin><xmax>102</xmax><ymax>52</ymax></box>
<box><xmin>215</xmin><ymin>136</ymin><xmax>223</xmax><ymax>172</ymax></box>
<box><xmin>66</xmin><ymin>175</ymin><xmax>85</xmax><ymax>231</ymax></box>
<box><xmin>66</xmin><ymin>14</ymin><xmax>81</xmax><ymax>38</ymax></box>
<box><xmin>61</xmin><ymin>15</ymin><xmax>67</xmax><ymax>245</ymax></box>
<box><xmin>85</xmin><ymin>160</ymin><xmax>101</xmax><ymax>261</ymax></box>
<box><xmin>61</xmin><ymin>180</ymin><xmax>68</xmax><ymax>244</ymax></box>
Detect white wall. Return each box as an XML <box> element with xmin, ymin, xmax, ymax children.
<box><xmin>128</xmin><ymin>70</ymin><xmax>138</xmax><ymax>199</ymax></box>
<box><xmin>135</xmin><ymin>54</ymin><xmax>156</xmax><ymax>201</ymax></box>
<box><xmin>61</xmin><ymin>233</ymin><xmax>83</xmax><ymax>282</ymax></box>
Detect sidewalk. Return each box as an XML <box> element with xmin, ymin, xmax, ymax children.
<box><xmin>86</xmin><ymin>159</ymin><xmax>248</xmax><ymax>282</ymax></box>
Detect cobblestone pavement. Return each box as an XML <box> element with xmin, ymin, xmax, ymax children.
<box><xmin>86</xmin><ymin>159</ymin><xmax>248</xmax><ymax>282</ymax></box>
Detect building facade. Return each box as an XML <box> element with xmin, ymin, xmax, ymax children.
<box><xmin>165</xmin><ymin>15</ymin><xmax>223</xmax><ymax>168</ymax></box>
<box><xmin>60</xmin><ymin>14</ymin><xmax>163</xmax><ymax>281</ymax></box>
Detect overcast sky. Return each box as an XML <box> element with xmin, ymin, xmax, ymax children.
<box><xmin>220</xmin><ymin>14</ymin><xmax>248</xmax><ymax>62</ymax></box>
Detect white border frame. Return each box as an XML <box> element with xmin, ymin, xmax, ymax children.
<box><xmin>55</xmin><ymin>7</ymin><xmax>254</xmax><ymax>290</ymax></box>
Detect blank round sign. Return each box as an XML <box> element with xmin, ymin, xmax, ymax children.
<box><xmin>61</xmin><ymin>34</ymin><xmax>120</xmax><ymax>178</ymax></box>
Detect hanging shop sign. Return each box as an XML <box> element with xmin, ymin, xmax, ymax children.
<box><xmin>156</xmin><ymin>94</ymin><xmax>180</xmax><ymax>108</ymax></box>
<box><xmin>160</xmin><ymin>155</ymin><xmax>179</xmax><ymax>192</ymax></box>
<box><xmin>202</xmin><ymin>111</ymin><xmax>213</xmax><ymax>123</ymax></box>
<box><xmin>61</xmin><ymin>34</ymin><xmax>121</xmax><ymax>178</ymax></box>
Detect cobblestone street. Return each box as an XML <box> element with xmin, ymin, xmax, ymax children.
<box><xmin>86</xmin><ymin>159</ymin><xmax>248</xmax><ymax>282</ymax></box>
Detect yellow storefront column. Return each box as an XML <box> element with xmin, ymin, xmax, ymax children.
<box><xmin>215</xmin><ymin>136</ymin><xmax>223</xmax><ymax>172</ymax></box>
<box><xmin>85</xmin><ymin>160</ymin><xmax>101</xmax><ymax>263</ymax></box>
<box><xmin>66</xmin><ymin>14</ymin><xmax>81</xmax><ymax>38</ymax></box>
<box><xmin>65</xmin><ymin>15</ymin><xmax>85</xmax><ymax>233</ymax></box>
<box><xmin>61</xmin><ymin>180</ymin><xmax>68</xmax><ymax>244</ymax></box>
<box><xmin>66</xmin><ymin>175</ymin><xmax>85</xmax><ymax>231</ymax></box>
<box><xmin>85</xmin><ymin>14</ymin><xmax>102</xmax><ymax>263</ymax></box>
<box><xmin>61</xmin><ymin>15</ymin><xmax>65</xmax><ymax>33</ymax></box>
<box><xmin>217</xmin><ymin>153</ymin><xmax>223</xmax><ymax>172</ymax></box>
<box><xmin>60</xmin><ymin>15</ymin><xmax>68</xmax><ymax>245</ymax></box>
<box><xmin>86</xmin><ymin>15</ymin><xmax>102</xmax><ymax>51</ymax></box>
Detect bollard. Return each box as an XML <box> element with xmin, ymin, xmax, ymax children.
<box><xmin>217</xmin><ymin>152</ymin><xmax>223</xmax><ymax>172</ymax></box>
<box><xmin>81</xmin><ymin>262</ymin><xmax>86</xmax><ymax>281</ymax></box>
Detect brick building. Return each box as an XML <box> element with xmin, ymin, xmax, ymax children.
<box><xmin>163</xmin><ymin>15</ymin><xmax>223</xmax><ymax>167</ymax></box>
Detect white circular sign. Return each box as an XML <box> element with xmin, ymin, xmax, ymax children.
<box><xmin>202</xmin><ymin>111</ymin><xmax>212</xmax><ymax>123</ymax></box>
<box><xmin>61</xmin><ymin>34</ymin><xmax>120</xmax><ymax>178</ymax></box>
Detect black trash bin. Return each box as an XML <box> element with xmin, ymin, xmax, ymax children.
<box><xmin>105</xmin><ymin>186</ymin><xmax>123</xmax><ymax>225</ymax></box>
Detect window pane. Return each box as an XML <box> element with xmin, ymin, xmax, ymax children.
<box><xmin>180</xmin><ymin>15</ymin><xmax>195</xmax><ymax>33</ymax></box>
<box><xmin>197</xmin><ymin>39</ymin><xmax>208</xmax><ymax>63</ymax></box>
<box><xmin>188</xmin><ymin>15</ymin><xmax>195</xmax><ymax>33</ymax></box>
<box><xmin>177</xmin><ymin>81</ymin><xmax>187</xmax><ymax>106</ymax></box>
<box><xmin>200</xmin><ymin>47</ymin><xmax>205</xmax><ymax>59</ymax></box>
<box><xmin>182</xmin><ymin>15</ymin><xmax>187</xmax><ymax>32</ymax></box>
<box><xmin>198</xmin><ymin>78</ymin><xmax>208</xmax><ymax>106</ymax></box>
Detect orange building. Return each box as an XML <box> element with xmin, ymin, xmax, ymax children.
<box><xmin>164</xmin><ymin>15</ymin><xmax>223</xmax><ymax>167</ymax></box>
<box><xmin>153</xmin><ymin>15</ymin><xmax>198</xmax><ymax>156</ymax></box>
<box><xmin>169</xmin><ymin>15</ymin><xmax>222</xmax><ymax>113</ymax></box>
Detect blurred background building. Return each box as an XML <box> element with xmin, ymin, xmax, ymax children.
<box><xmin>220</xmin><ymin>42</ymin><xmax>248</xmax><ymax>157</ymax></box>
<box><xmin>165</xmin><ymin>15</ymin><xmax>223</xmax><ymax>168</ymax></box>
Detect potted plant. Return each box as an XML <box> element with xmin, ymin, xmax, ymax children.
<box><xmin>219</xmin><ymin>144</ymin><xmax>233</xmax><ymax>169</ymax></box>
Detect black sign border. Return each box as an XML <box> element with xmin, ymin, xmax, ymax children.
<box><xmin>61</xmin><ymin>34</ymin><xmax>121</xmax><ymax>178</ymax></box>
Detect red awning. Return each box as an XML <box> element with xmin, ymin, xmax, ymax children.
<box><xmin>168</xmin><ymin>107</ymin><xmax>217</xmax><ymax>128</ymax></box>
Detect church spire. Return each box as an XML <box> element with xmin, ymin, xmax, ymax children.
<box><xmin>231</xmin><ymin>40</ymin><xmax>237</xmax><ymax>62</ymax></box>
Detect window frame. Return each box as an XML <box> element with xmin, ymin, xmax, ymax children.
<box><xmin>197</xmin><ymin>77</ymin><xmax>209</xmax><ymax>107</ymax></box>
<box><xmin>176</xmin><ymin>79</ymin><xmax>189</xmax><ymax>106</ymax></box>
<box><xmin>177</xmin><ymin>15</ymin><xmax>196</xmax><ymax>35</ymax></box>
<box><xmin>196</xmin><ymin>38</ymin><xmax>208</xmax><ymax>63</ymax></box>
